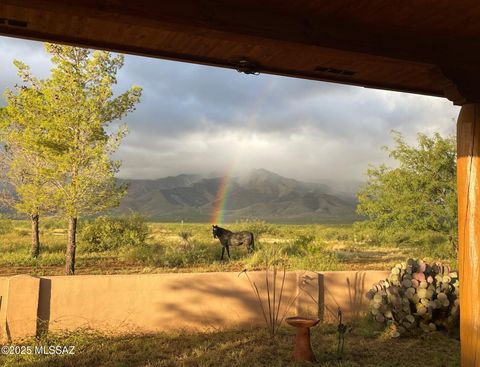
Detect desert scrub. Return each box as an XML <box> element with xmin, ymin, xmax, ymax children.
<box><xmin>13</xmin><ymin>228</ymin><xmax>29</xmax><ymax>237</ymax></box>
<box><xmin>0</xmin><ymin>221</ymin><xmax>458</xmax><ymax>275</ymax></box>
<box><xmin>124</xmin><ymin>241</ymin><xmax>219</xmax><ymax>268</ymax></box>
<box><xmin>247</xmin><ymin>240</ymin><xmax>342</xmax><ymax>271</ymax></box>
<box><xmin>122</xmin><ymin>243</ymin><xmax>165</xmax><ymax>266</ymax></box>
<box><xmin>162</xmin><ymin>241</ymin><xmax>219</xmax><ymax>267</ymax></box>
<box><xmin>41</xmin><ymin>217</ymin><xmax>68</xmax><ymax>230</ymax></box>
<box><xmin>178</xmin><ymin>230</ymin><xmax>193</xmax><ymax>245</ymax></box>
<box><xmin>79</xmin><ymin>214</ymin><xmax>150</xmax><ymax>251</ymax></box>
<box><xmin>233</xmin><ymin>219</ymin><xmax>277</xmax><ymax>239</ymax></box>
<box><xmin>290</xmin><ymin>249</ymin><xmax>343</xmax><ymax>271</ymax></box>
<box><xmin>318</xmin><ymin>225</ymin><xmax>355</xmax><ymax>242</ymax></box>
<box><xmin>0</xmin><ymin>251</ymin><xmax>64</xmax><ymax>267</ymax></box>
<box><xmin>0</xmin><ymin>218</ymin><xmax>14</xmax><ymax>235</ymax></box>
<box><xmin>275</xmin><ymin>234</ymin><xmax>315</xmax><ymax>256</ymax></box>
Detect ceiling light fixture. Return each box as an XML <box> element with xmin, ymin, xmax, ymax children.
<box><xmin>229</xmin><ymin>58</ymin><xmax>261</xmax><ymax>75</ymax></box>
<box><xmin>314</xmin><ymin>66</ymin><xmax>356</xmax><ymax>76</ymax></box>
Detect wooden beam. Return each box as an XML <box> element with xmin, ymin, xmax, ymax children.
<box><xmin>2</xmin><ymin>0</ymin><xmax>480</xmax><ymax>103</ymax></box>
<box><xmin>0</xmin><ymin>20</ymin><xmax>446</xmax><ymax>99</ymax></box>
<box><xmin>457</xmin><ymin>104</ymin><xmax>480</xmax><ymax>367</ymax></box>
<box><xmin>6</xmin><ymin>0</ymin><xmax>480</xmax><ymax>68</ymax></box>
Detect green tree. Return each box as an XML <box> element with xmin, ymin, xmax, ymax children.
<box><xmin>43</xmin><ymin>44</ymin><xmax>142</xmax><ymax>274</ymax></box>
<box><xmin>0</xmin><ymin>63</ymin><xmax>57</xmax><ymax>257</ymax></box>
<box><xmin>1</xmin><ymin>44</ymin><xmax>141</xmax><ymax>274</ymax></box>
<box><xmin>356</xmin><ymin>131</ymin><xmax>457</xmax><ymax>250</ymax></box>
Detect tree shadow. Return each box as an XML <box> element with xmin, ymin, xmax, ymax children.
<box><xmin>151</xmin><ymin>271</ymin><xmax>300</xmax><ymax>332</ymax></box>
<box><xmin>320</xmin><ymin>271</ymin><xmax>386</xmax><ymax>322</ymax></box>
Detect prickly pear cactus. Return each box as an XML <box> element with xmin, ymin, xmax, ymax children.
<box><xmin>366</xmin><ymin>259</ymin><xmax>459</xmax><ymax>337</ymax></box>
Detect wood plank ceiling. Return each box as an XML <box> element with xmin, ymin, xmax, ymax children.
<box><xmin>1</xmin><ymin>1</ymin><xmax>480</xmax><ymax>104</ymax></box>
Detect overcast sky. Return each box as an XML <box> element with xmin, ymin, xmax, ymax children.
<box><xmin>0</xmin><ymin>36</ymin><xmax>460</xmax><ymax>184</ymax></box>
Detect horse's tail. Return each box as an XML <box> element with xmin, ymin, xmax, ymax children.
<box><xmin>249</xmin><ymin>232</ymin><xmax>255</xmax><ymax>251</ymax></box>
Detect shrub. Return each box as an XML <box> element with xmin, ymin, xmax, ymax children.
<box><xmin>290</xmin><ymin>248</ymin><xmax>343</xmax><ymax>271</ymax></box>
<box><xmin>353</xmin><ymin>221</ymin><xmax>454</xmax><ymax>252</ymax></box>
<box><xmin>126</xmin><ymin>241</ymin><xmax>218</xmax><ymax>268</ymax></box>
<box><xmin>247</xmin><ymin>243</ymin><xmax>285</xmax><ymax>268</ymax></box>
<box><xmin>275</xmin><ymin>235</ymin><xmax>315</xmax><ymax>257</ymax></box>
<box><xmin>42</xmin><ymin>218</ymin><xmax>68</xmax><ymax>230</ymax></box>
<box><xmin>14</xmin><ymin>228</ymin><xmax>30</xmax><ymax>237</ymax></box>
<box><xmin>80</xmin><ymin>215</ymin><xmax>150</xmax><ymax>252</ymax></box>
<box><xmin>319</xmin><ymin>226</ymin><xmax>354</xmax><ymax>242</ymax></box>
<box><xmin>247</xmin><ymin>240</ymin><xmax>342</xmax><ymax>271</ymax></box>
<box><xmin>124</xmin><ymin>243</ymin><xmax>164</xmax><ymax>266</ymax></box>
<box><xmin>178</xmin><ymin>230</ymin><xmax>193</xmax><ymax>246</ymax></box>
<box><xmin>367</xmin><ymin>259</ymin><xmax>459</xmax><ymax>337</ymax></box>
<box><xmin>235</xmin><ymin>220</ymin><xmax>276</xmax><ymax>239</ymax></box>
<box><xmin>0</xmin><ymin>218</ymin><xmax>14</xmax><ymax>235</ymax></box>
<box><xmin>277</xmin><ymin>241</ymin><xmax>307</xmax><ymax>257</ymax></box>
<box><xmin>163</xmin><ymin>242</ymin><xmax>215</xmax><ymax>267</ymax></box>
<box><xmin>293</xmin><ymin>234</ymin><xmax>315</xmax><ymax>246</ymax></box>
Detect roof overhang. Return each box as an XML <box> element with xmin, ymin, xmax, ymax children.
<box><xmin>1</xmin><ymin>1</ymin><xmax>480</xmax><ymax>104</ymax></box>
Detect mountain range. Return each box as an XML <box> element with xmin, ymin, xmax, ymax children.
<box><xmin>112</xmin><ymin>169</ymin><xmax>360</xmax><ymax>223</ymax></box>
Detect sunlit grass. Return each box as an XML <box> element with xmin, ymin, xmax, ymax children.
<box><xmin>0</xmin><ymin>220</ymin><xmax>457</xmax><ymax>276</ymax></box>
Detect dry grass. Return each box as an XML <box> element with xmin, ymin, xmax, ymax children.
<box><xmin>0</xmin><ymin>221</ymin><xmax>456</xmax><ymax>276</ymax></box>
<box><xmin>2</xmin><ymin>322</ymin><xmax>459</xmax><ymax>367</ymax></box>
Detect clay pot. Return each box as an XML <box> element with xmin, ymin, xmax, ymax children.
<box><xmin>285</xmin><ymin>316</ymin><xmax>320</xmax><ymax>362</ymax></box>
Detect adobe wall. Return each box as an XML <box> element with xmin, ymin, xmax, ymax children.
<box><xmin>0</xmin><ymin>270</ymin><xmax>388</xmax><ymax>341</ymax></box>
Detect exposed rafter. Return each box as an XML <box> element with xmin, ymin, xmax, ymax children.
<box><xmin>2</xmin><ymin>1</ymin><xmax>480</xmax><ymax>104</ymax></box>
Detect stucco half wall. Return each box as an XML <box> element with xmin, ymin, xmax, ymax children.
<box><xmin>0</xmin><ymin>270</ymin><xmax>388</xmax><ymax>341</ymax></box>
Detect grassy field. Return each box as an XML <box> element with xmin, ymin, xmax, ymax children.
<box><xmin>0</xmin><ymin>219</ymin><xmax>456</xmax><ymax>276</ymax></box>
<box><xmin>1</xmin><ymin>321</ymin><xmax>459</xmax><ymax>367</ymax></box>
<box><xmin>0</xmin><ymin>220</ymin><xmax>460</xmax><ymax>367</ymax></box>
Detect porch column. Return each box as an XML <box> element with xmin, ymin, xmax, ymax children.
<box><xmin>457</xmin><ymin>103</ymin><xmax>480</xmax><ymax>367</ymax></box>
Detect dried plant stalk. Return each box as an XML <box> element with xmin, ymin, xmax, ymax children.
<box><xmin>239</xmin><ymin>265</ymin><xmax>300</xmax><ymax>337</ymax></box>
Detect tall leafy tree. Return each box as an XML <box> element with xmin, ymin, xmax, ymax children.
<box><xmin>1</xmin><ymin>44</ymin><xmax>141</xmax><ymax>274</ymax></box>
<box><xmin>42</xmin><ymin>44</ymin><xmax>142</xmax><ymax>274</ymax></box>
<box><xmin>357</xmin><ymin>131</ymin><xmax>457</xmax><ymax>250</ymax></box>
<box><xmin>0</xmin><ymin>62</ymin><xmax>57</xmax><ymax>257</ymax></box>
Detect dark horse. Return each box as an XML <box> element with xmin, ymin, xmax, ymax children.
<box><xmin>212</xmin><ymin>225</ymin><xmax>254</xmax><ymax>260</ymax></box>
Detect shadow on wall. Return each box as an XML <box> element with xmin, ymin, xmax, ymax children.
<box><xmin>37</xmin><ymin>278</ymin><xmax>52</xmax><ymax>336</ymax></box>
<box><xmin>152</xmin><ymin>271</ymin><xmax>301</xmax><ymax>331</ymax></box>
<box><xmin>319</xmin><ymin>271</ymin><xmax>388</xmax><ymax>322</ymax></box>
<box><xmin>31</xmin><ymin>272</ymin><xmax>315</xmax><ymax>335</ymax></box>
<box><xmin>3</xmin><ymin>270</ymin><xmax>388</xmax><ymax>340</ymax></box>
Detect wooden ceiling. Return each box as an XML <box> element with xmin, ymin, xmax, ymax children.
<box><xmin>1</xmin><ymin>1</ymin><xmax>480</xmax><ymax>104</ymax></box>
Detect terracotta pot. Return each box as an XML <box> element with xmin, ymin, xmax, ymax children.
<box><xmin>285</xmin><ymin>316</ymin><xmax>320</xmax><ymax>362</ymax></box>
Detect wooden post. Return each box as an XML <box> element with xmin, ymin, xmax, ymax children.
<box><xmin>457</xmin><ymin>103</ymin><xmax>480</xmax><ymax>367</ymax></box>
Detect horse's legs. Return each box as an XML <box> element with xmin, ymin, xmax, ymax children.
<box><xmin>226</xmin><ymin>245</ymin><xmax>231</xmax><ymax>259</ymax></box>
<box><xmin>249</xmin><ymin>236</ymin><xmax>254</xmax><ymax>252</ymax></box>
<box><xmin>221</xmin><ymin>246</ymin><xmax>225</xmax><ymax>260</ymax></box>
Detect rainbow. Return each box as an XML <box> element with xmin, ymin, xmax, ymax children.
<box><xmin>210</xmin><ymin>173</ymin><xmax>233</xmax><ymax>224</ymax></box>
<box><xmin>210</xmin><ymin>77</ymin><xmax>275</xmax><ymax>224</ymax></box>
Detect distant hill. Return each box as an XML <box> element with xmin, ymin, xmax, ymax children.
<box><xmin>112</xmin><ymin>169</ymin><xmax>359</xmax><ymax>223</ymax></box>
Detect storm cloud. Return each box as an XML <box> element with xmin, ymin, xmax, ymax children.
<box><xmin>0</xmin><ymin>36</ymin><xmax>460</xmax><ymax>184</ymax></box>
